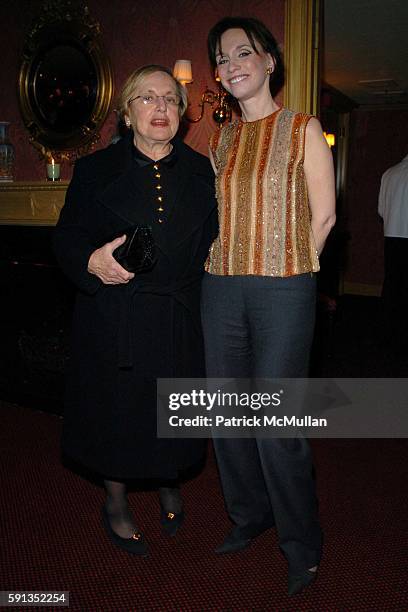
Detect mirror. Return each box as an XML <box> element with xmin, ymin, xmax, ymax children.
<box><xmin>19</xmin><ymin>1</ymin><xmax>113</xmax><ymax>161</ymax></box>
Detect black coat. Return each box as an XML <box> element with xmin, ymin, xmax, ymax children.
<box><xmin>53</xmin><ymin>133</ymin><xmax>218</xmax><ymax>479</ymax></box>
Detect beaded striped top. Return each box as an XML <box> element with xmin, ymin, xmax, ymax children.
<box><xmin>205</xmin><ymin>107</ymin><xmax>320</xmax><ymax>277</ymax></box>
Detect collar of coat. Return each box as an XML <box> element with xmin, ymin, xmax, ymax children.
<box><xmin>75</xmin><ymin>131</ymin><xmax>217</xmax><ymax>252</ymax></box>
<box><xmin>132</xmin><ymin>142</ymin><xmax>178</xmax><ymax>167</ymax></box>
<box><xmin>77</xmin><ymin>130</ymin><xmax>211</xmax><ymax>185</ymax></box>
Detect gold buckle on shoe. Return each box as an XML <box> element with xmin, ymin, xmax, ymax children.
<box><xmin>131</xmin><ymin>531</ymin><xmax>142</xmax><ymax>541</ymax></box>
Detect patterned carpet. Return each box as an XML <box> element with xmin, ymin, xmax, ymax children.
<box><xmin>1</xmin><ymin>401</ymin><xmax>408</xmax><ymax>611</ymax></box>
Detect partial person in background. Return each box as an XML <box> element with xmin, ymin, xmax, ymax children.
<box><xmin>54</xmin><ymin>64</ymin><xmax>217</xmax><ymax>556</ymax></box>
<box><xmin>378</xmin><ymin>153</ymin><xmax>408</xmax><ymax>369</ymax></box>
<box><xmin>201</xmin><ymin>16</ymin><xmax>336</xmax><ymax>596</ymax></box>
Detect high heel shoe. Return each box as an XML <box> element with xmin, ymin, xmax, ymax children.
<box><xmin>101</xmin><ymin>506</ymin><xmax>149</xmax><ymax>556</ymax></box>
<box><xmin>160</xmin><ymin>507</ymin><xmax>185</xmax><ymax>537</ymax></box>
<box><xmin>215</xmin><ymin>517</ymin><xmax>274</xmax><ymax>555</ymax></box>
<box><xmin>215</xmin><ymin>528</ymin><xmax>251</xmax><ymax>554</ymax></box>
<box><xmin>287</xmin><ymin>568</ymin><xmax>317</xmax><ymax>596</ymax></box>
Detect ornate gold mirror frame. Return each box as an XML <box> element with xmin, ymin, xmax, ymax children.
<box><xmin>18</xmin><ymin>0</ymin><xmax>113</xmax><ymax>161</ymax></box>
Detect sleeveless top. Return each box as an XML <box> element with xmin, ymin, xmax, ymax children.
<box><xmin>205</xmin><ymin>107</ymin><xmax>320</xmax><ymax>277</ymax></box>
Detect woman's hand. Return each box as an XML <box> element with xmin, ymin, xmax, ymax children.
<box><xmin>87</xmin><ymin>235</ymin><xmax>135</xmax><ymax>284</ymax></box>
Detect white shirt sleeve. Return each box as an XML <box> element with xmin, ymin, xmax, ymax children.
<box><xmin>378</xmin><ymin>174</ymin><xmax>386</xmax><ymax>219</ymax></box>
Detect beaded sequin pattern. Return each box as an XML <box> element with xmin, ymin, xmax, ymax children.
<box><xmin>206</xmin><ymin>108</ymin><xmax>320</xmax><ymax>277</ymax></box>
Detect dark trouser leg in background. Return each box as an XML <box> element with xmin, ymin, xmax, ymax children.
<box><xmin>201</xmin><ymin>273</ymin><xmax>322</xmax><ymax>573</ymax></box>
<box><xmin>382</xmin><ymin>237</ymin><xmax>408</xmax><ymax>372</ymax></box>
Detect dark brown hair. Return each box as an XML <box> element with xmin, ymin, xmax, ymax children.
<box><xmin>207</xmin><ymin>16</ymin><xmax>284</xmax><ymax>96</ymax></box>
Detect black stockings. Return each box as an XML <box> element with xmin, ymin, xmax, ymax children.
<box><xmin>103</xmin><ymin>479</ymin><xmax>182</xmax><ymax>537</ymax></box>
<box><xmin>104</xmin><ymin>480</ymin><xmax>137</xmax><ymax>538</ymax></box>
<box><xmin>158</xmin><ymin>480</ymin><xmax>182</xmax><ymax>513</ymax></box>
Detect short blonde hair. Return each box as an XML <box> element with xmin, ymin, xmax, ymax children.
<box><xmin>116</xmin><ymin>64</ymin><xmax>188</xmax><ymax>120</ymax></box>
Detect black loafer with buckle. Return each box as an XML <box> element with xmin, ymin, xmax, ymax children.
<box><xmin>160</xmin><ymin>508</ymin><xmax>185</xmax><ymax>537</ymax></box>
<box><xmin>101</xmin><ymin>506</ymin><xmax>149</xmax><ymax>556</ymax></box>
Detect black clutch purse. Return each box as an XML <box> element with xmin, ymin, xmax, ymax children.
<box><xmin>113</xmin><ymin>225</ymin><xmax>157</xmax><ymax>273</ymax></box>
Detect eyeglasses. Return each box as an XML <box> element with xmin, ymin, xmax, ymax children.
<box><xmin>128</xmin><ymin>94</ymin><xmax>181</xmax><ymax>107</ymax></box>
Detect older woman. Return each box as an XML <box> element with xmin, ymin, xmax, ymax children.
<box><xmin>54</xmin><ymin>65</ymin><xmax>217</xmax><ymax>555</ymax></box>
<box><xmin>201</xmin><ymin>17</ymin><xmax>336</xmax><ymax>595</ymax></box>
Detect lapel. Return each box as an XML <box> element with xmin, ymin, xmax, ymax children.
<box><xmin>95</xmin><ymin>133</ymin><xmax>146</xmax><ymax>225</ymax></box>
<box><xmin>165</xmin><ymin>141</ymin><xmax>216</xmax><ymax>248</ymax></box>
<box><xmin>93</xmin><ymin>133</ymin><xmax>216</xmax><ymax>257</ymax></box>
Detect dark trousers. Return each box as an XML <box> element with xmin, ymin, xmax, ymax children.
<box><xmin>382</xmin><ymin>237</ymin><xmax>408</xmax><ymax>369</ymax></box>
<box><xmin>201</xmin><ymin>273</ymin><xmax>322</xmax><ymax>573</ymax></box>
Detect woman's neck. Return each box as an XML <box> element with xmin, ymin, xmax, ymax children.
<box><xmin>239</xmin><ymin>94</ymin><xmax>280</xmax><ymax>123</ymax></box>
<box><xmin>133</xmin><ymin>137</ymin><xmax>172</xmax><ymax>161</ymax></box>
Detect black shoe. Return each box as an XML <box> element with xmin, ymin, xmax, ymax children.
<box><xmin>101</xmin><ymin>507</ymin><xmax>149</xmax><ymax>556</ymax></box>
<box><xmin>287</xmin><ymin>569</ymin><xmax>317</xmax><ymax>596</ymax></box>
<box><xmin>215</xmin><ymin>517</ymin><xmax>275</xmax><ymax>555</ymax></box>
<box><xmin>160</xmin><ymin>508</ymin><xmax>185</xmax><ymax>537</ymax></box>
<box><xmin>215</xmin><ymin>529</ymin><xmax>251</xmax><ymax>554</ymax></box>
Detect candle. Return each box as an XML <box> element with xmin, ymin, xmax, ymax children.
<box><xmin>46</xmin><ymin>159</ymin><xmax>60</xmax><ymax>181</ymax></box>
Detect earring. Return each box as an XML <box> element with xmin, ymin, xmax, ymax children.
<box><xmin>266</xmin><ymin>66</ymin><xmax>273</xmax><ymax>75</ymax></box>
<box><xmin>125</xmin><ymin>120</ymin><xmax>131</xmax><ymax>128</ymax></box>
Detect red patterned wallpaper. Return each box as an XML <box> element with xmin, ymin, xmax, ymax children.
<box><xmin>0</xmin><ymin>0</ymin><xmax>284</xmax><ymax>181</ymax></box>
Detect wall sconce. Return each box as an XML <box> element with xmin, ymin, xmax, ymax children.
<box><xmin>173</xmin><ymin>60</ymin><xmax>231</xmax><ymax>125</ymax></box>
<box><xmin>173</xmin><ymin>60</ymin><xmax>193</xmax><ymax>86</ymax></box>
<box><xmin>323</xmin><ymin>132</ymin><xmax>335</xmax><ymax>148</ymax></box>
